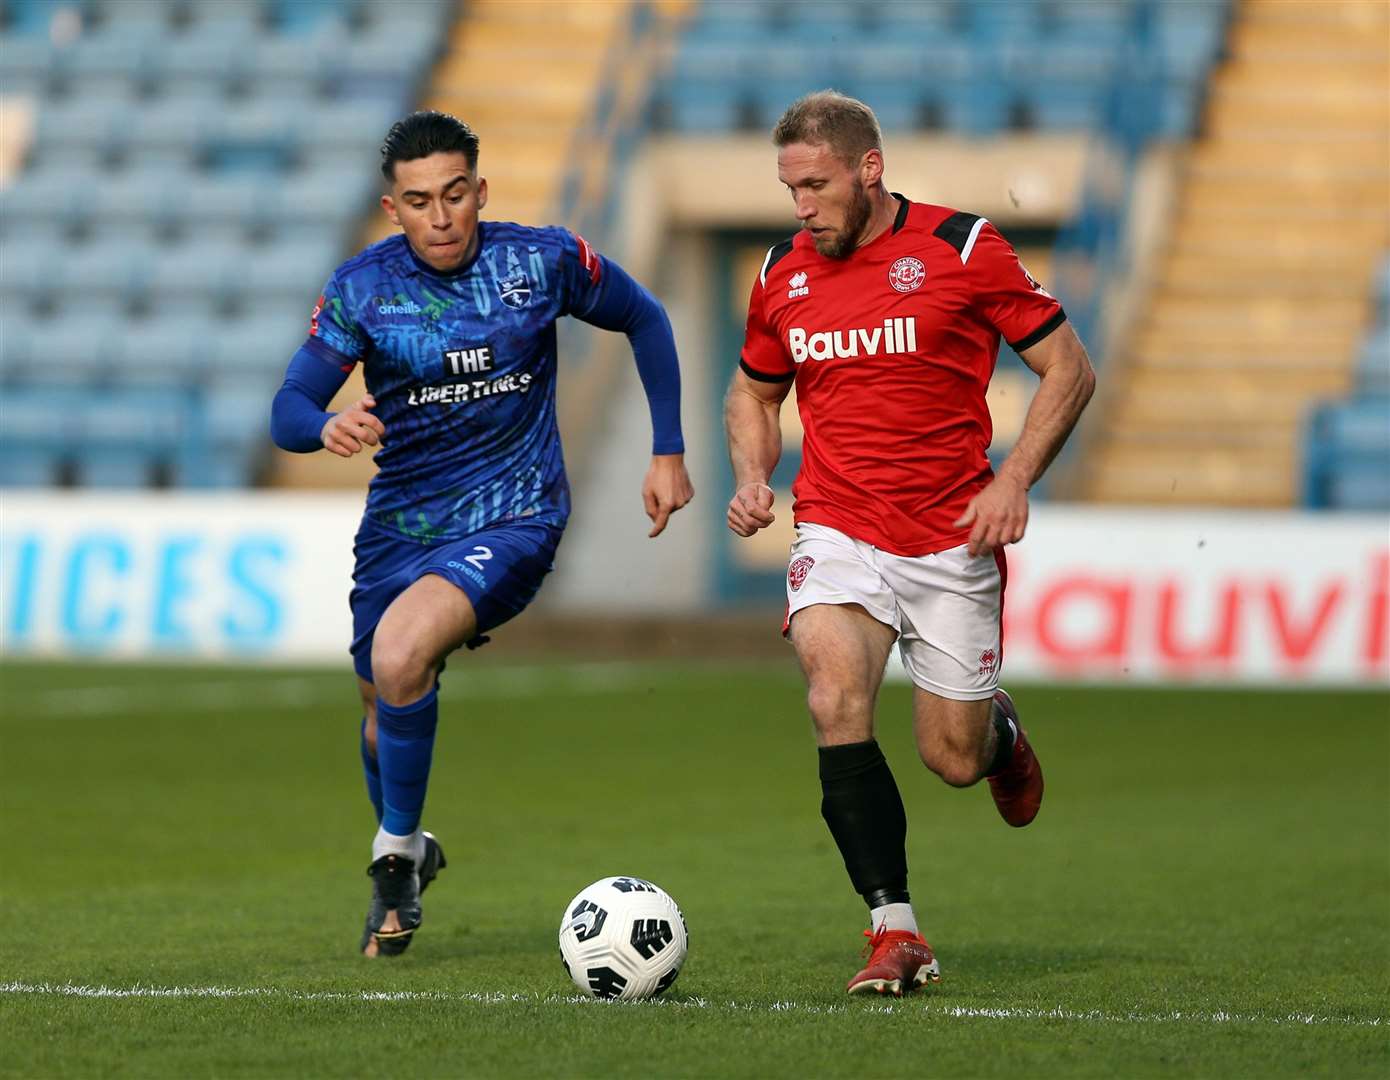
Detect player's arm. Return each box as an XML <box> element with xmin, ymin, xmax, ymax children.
<box><xmin>952</xmin><ymin>222</ymin><xmax>1096</xmax><ymax>555</ymax></box>
<box><xmin>1001</xmin><ymin>322</ymin><xmax>1096</xmax><ymax>491</ymax></box>
<box><xmin>269</xmin><ymin>340</ymin><xmax>384</xmax><ymax>457</ymax></box>
<box><xmin>724</xmin><ymin>366</ymin><xmax>793</xmax><ymax>536</ymax></box>
<box><xmin>567</xmin><ymin>238</ymin><xmax>693</xmax><ymax>537</ymax></box>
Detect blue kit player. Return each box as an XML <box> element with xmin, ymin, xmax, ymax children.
<box><xmin>270</xmin><ymin>111</ymin><xmax>693</xmax><ymax>957</ymax></box>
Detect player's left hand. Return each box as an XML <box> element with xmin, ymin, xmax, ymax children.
<box><xmin>953</xmin><ymin>474</ymin><xmax>1029</xmax><ymax>557</ymax></box>
<box><xmin>643</xmin><ymin>454</ymin><xmax>695</xmax><ymax>538</ymax></box>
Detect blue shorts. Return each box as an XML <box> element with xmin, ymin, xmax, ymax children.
<box><xmin>349</xmin><ymin>517</ymin><xmax>564</xmax><ymax>683</ymax></box>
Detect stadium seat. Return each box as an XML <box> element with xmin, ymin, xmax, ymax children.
<box><xmin>1</xmin><ymin>446</ymin><xmax>64</xmax><ymax>487</ymax></box>
<box><xmin>1304</xmin><ymin>396</ymin><xmax>1390</xmax><ymax>509</ymax></box>
<box><xmin>1</xmin><ymin>0</ymin><xmax>447</xmax><ymax>489</ymax></box>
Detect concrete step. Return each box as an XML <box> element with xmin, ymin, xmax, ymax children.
<box><xmin>1230</xmin><ymin>20</ymin><xmax>1390</xmax><ymax>59</ymax></box>
<box><xmin>1190</xmin><ymin>138</ymin><xmax>1390</xmax><ymax>171</ymax></box>
<box><xmin>1129</xmin><ymin>347</ymin><xmax>1356</xmax><ymax>373</ymax></box>
<box><xmin>1168</xmin><ymin>215</ymin><xmax>1390</xmax><ymax>254</ymax></box>
<box><xmin>1133</xmin><ymin>325</ymin><xmax>1362</xmax><ymax>356</ymax></box>
<box><xmin>1243</xmin><ymin>0</ymin><xmax>1390</xmax><ymax>29</ymax></box>
<box><xmin>1084</xmin><ymin>451</ymin><xmax>1296</xmax><ymax>506</ymax></box>
<box><xmin>1145</xmin><ymin>295</ymin><xmax>1368</xmax><ymax>329</ymax></box>
<box><xmin>1122</xmin><ymin>365</ymin><xmax>1351</xmax><ymax>399</ymax></box>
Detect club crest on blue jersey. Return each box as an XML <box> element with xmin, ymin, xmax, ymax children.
<box><xmin>498</xmin><ymin>270</ymin><xmax>532</xmax><ymax>310</ymax></box>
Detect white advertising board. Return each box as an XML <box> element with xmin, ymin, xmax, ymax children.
<box><xmin>1</xmin><ymin>494</ymin><xmax>1385</xmax><ymax>685</ymax></box>
<box><xmin>986</xmin><ymin>506</ymin><xmax>1388</xmax><ymax>686</ymax></box>
<box><xmin>0</xmin><ymin>492</ymin><xmax>361</xmax><ymax>662</ymax></box>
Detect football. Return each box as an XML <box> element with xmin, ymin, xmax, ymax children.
<box><xmin>557</xmin><ymin>876</ymin><xmax>688</xmax><ymax>1000</ymax></box>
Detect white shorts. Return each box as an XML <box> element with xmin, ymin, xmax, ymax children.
<box><xmin>783</xmin><ymin>522</ymin><xmax>1006</xmax><ymax>700</ymax></box>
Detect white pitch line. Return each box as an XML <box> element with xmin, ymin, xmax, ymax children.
<box><xmin>0</xmin><ymin>982</ymin><xmax>1382</xmax><ymax>1028</ymax></box>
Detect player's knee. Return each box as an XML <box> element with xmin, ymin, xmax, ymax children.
<box><xmin>806</xmin><ymin>682</ymin><xmax>873</xmax><ymax>738</ymax></box>
<box><xmin>371</xmin><ymin>635</ymin><xmax>436</xmax><ymax>706</ymax></box>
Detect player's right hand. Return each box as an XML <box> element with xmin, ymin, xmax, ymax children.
<box><xmin>727</xmin><ymin>482</ymin><xmax>775</xmax><ymax>537</ymax></box>
<box><xmin>321</xmin><ymin>395</ymin><xmax>386</xmax><ymax>458</ymax></box>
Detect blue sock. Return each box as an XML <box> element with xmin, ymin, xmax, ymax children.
<box><xmin>360</xmin><ymin>716</ymin><xmax>383</xmax><ymax>824</ymax></box>
<box><xmin>375</xmin><ymin>687</ymin><xmax>439</xmax><ymax>837</ymax></box>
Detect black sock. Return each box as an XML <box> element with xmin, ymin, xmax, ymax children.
<box><xmin>818</xmin><ymin>740</ymin><xmax>909</xmax><ymax>907</ymax></box>
<box><xmin>987</xmin><ymin>701</ymin><xmax>1017</xmax><ymax>776</ymax></box>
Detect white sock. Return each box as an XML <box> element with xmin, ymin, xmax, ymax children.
<box><xmin>870</xmin><ymin>902</ymin><xmax>919</xmax><ymax>935</ymax></box>
<box><xmin>372</xmin><ymin>826</ymin><xmax>425</xmax><ymax>866</ymax></box>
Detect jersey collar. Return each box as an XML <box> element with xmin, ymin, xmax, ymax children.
<box><xmin>890</xmin><ymin>193</ymin><xmax>911</xmax><ymax>234</ymax></box>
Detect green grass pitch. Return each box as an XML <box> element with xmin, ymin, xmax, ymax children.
<box><xmin>1</xmin><ymin>660</ymin><xmax>1386</xmax><ymax>1078</ymax></box>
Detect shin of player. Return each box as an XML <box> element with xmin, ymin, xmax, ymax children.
<box><xmin>725</xmin><ymin>92</ymin><xmax>1094</xmax><ymax>995</ymax></box>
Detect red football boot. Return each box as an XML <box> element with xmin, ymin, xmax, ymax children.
<box><xmin>846</xmin><ymin>926</ymin><xmax>941</xmax><ymax>996</ymax></box>
<box><xmin>987</xmin><ymin>688</ymin><xmax>1043</xmax><ymax>827</ymax></box>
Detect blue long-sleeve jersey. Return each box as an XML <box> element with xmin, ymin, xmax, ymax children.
<box><xmin>271</xmin><ymin>224</ymin><xmax>683</xmax><ymax>543</ymax></box>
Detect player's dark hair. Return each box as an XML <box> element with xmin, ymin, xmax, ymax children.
<box><xmin>772</xmin><ymin>90</ymin><xmax>882</xmax><ymax>167</ymax></box>
<box><xmin>380</xmin><ymin>111</ymin><xmax>480</xmax><ymax>181</ymax></box>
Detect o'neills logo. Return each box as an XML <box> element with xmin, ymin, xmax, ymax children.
<box><xmin>787</xmin><ymin>317</ymin><xmax>917</xmax><ymax>363</ymax></box>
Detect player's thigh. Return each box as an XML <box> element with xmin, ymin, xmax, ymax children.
<box><xmin>885</xmin><ymin>543</ymin><xmax>1005</xmax><ymax>702</ymax></box>
<box><xmin>373</xmin><ymin>573</ymin><xmax>479</xmax><ymax>676</ymax></box>
<box><xmin>789</xmin><ymin>603</ymin><xmax>898</xmax><ymax>744</ymax></box>
<box><xmin>784</xmin><ymin>523</ymin><xmax>900</xmax><ymax>743</ymax></box>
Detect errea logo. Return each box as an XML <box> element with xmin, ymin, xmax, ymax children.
<box><xmin>787</xmin><ymin>271</ymin><xmax>810</xmax><ymax>299</ymax></box>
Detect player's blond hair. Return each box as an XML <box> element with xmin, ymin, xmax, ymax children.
<box><xmin>772</xmin><ymin>91</ymin><xmax>883</xmax><ymax>166</ymax></box>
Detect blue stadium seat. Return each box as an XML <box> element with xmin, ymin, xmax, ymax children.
<box><xmin>1304</xmin><ymin>396</ymin><xmax>1390</xmax><ymax>509</ymax></box>
<box><xmin>270</xmin><ymin>0</ymin><xmax>353</xmax><ymax>35</ymax></box>
<box><xmin>1357</xmin><ymin>332</ymin><xmax>1390</xmax><ymax>395</ymax></box>
<box><xmin>2</xmin><ymin>446</ymin><xmax>64</xmax><ymax>487</ymax></box>
<box><xmin>0</xmin><ymin>34</ymin><xmax>55</xmax><ymax>92</ymax></box>
<box><xmin>2</xmin><ymin>0</ymin><xmax>64</xmax><ymax>36</ymax></box>
<box><xmin>73</xmin><ymin>447</ymin><xmax>156</xmax><ymax>488</ymax></box>
<box><xmin>17</xmin><ymin>319</ymin><xmax>127</xmax><ymax>385</ymax></box>
<box><xmin>119</xmin><ymin>318</ymin><xmax>207</xmax><ymax>384</ymax></box>
<box><xmin>1328</xmin><ymin>462</ymin><xmax>1390</xmax><ymax>511</ymax></box>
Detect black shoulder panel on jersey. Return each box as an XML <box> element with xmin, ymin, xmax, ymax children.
<box><xmin>763</xmin><ymin>239</ymin><xmax>795</xmax><ymax>280</ymax></box>
<box><xmin>890</xmin><ymin>193</ymin><xmax>911</xmax><ymax>234</ymax></box>
<box><xmin>740</xmin><ymin>359</ymin><xmax>794</xmax><ymax>383</ymax></box>
<box><xmin>1008</xmin><ymin>308</ymin><xmax>1068</xmax><ymax>353</ymax></box>
<box><xmin>933</xmin><ymin>211</ymin><xmax>982</xmax><ymax>256</ymax></box>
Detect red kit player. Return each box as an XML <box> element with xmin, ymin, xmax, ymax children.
<box><xmin>724</xmin><ymin>91</ymin><xmax>1095</xmax><ymax>996</ymax></box>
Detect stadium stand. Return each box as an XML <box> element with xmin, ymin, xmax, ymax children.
<box><xmin>649</xmin><ymin>0</ymin><xmax>1229</xmax><ymax>139</ymax></box>
<box><xmin>0</xmin><ymin>0</ymin><xmax>452</xmax><ymax>487</ymax></box>
<box><xmin>1081</xmin><ymin>0</ymin><xmax>1389</xmax><ymax>508</ymax></box>
<box><xmin>1303</xmin><ymin>250</ymin><xmax>1390</xmax><ymax>511</ymax></box>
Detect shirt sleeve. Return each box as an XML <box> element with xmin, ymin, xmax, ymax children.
<box><xmin>965</xmin><ymin>222</ymin><xmax>1067</xmax><ymax>353</ymax></box>
<box><xmin>738</xmin><ymin>271</ymin><xmax>794</xmax><ymax>382</ymax></box>
<box><xmin>556</xmin><ymin>229</ymin><xmax>607</xmax><ymax>318</ymax></box>
<box><xmin>307</xmin><ymin>269</ymin><xmax>369</xmax><ymax>364</ymax></box>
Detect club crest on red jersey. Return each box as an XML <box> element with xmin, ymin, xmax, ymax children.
<box><xmin>788</xmin><ymin>555</ymin><xmax>815</xmax><ymax>591</ymax></box>
<box><xmin>889</xmin><ymin>256</ymin><xmax>925</xmax><ymax>293</ymax></box>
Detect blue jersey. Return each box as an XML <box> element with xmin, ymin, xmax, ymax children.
<box><xmin>303</xmin><ymin>224</ymin><xmax>611</xmax><ymax>543</ymax></box>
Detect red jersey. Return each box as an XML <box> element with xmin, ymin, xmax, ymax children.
<box><xmin>739</xmin><ymin>196</ymin><xmax>1065</xmax><ymax>556</ymax></box>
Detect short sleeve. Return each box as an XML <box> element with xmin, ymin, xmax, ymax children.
<box><xmin>307</xmin><ymin>270</ymin><xmax>369</xmax><ymax>364</ymax></box>
<box><xmin>739</xmin><ymin>273</ymin><xmax>794</xmax><ymax>382</ymax></box>
<box><xmin>558</xmin><ymin>229</ymin><xmax>606</xmax><ymax>318</ymax></box>
<box><xmin>966</xmin><ymin>222</ymin><xmax>1066</xmax><ymax>353</ymax></box>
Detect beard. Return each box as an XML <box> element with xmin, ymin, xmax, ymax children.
<box><xmin>811</xmin><ymin>178</ymin><xmax>873</xmax><ymax>260</ymax></box>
